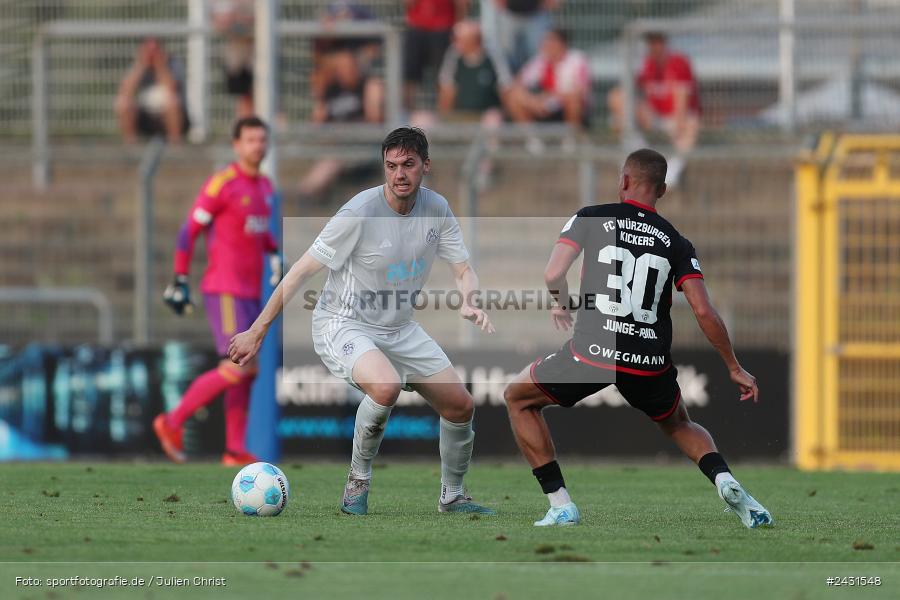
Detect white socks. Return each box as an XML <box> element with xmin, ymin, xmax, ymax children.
<box><xmin>714</xmin><ymin>472</ymin><xmax>738</xmax><ymax>498</ymax></box>
<box><xmin>349</xmin><ymin>395</ymin><xmax>392</xmax><ymax>480</ymax></box>
<box><xmin>439</xmin><ymin>417</ymin><xmax>474</xmax><ymax>503</ymax></box>
<box><xmin>547</xmin><ymin>487</ymin><xmax>572</xmax><ymax>508</ymax></box>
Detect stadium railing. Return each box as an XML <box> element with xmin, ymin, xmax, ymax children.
<box><xmin>615</xmin><ymin>13</ymin><xmax>900</xmax><ymax>139</ymax></box>
<box><xmin>0</xmin><ymin>287</ymin><xmax>113</xmax><ymax>345</ymax></box>
<box><xmin>31</xmin><ymin>18</ymin><xmax>404</xmax><ymax>189</ymax></box>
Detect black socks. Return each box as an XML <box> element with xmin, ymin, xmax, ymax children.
<box><xmin>532</xmin><ymin>460</ymin><xmax>566</xmax><ymax>494</ymax></box>
<box><xmin>698</xmin><ymin>452</ymin><xmax>731</xmax><ymax>485</ymax></box>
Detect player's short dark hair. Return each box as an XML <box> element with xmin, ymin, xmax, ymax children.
<box><xmin>381</xmin><ymin>126</ymin><xmax>429</xmax><ymax>162</ymax></box>
<box><xmin>625</xmin><ymin>149</ymin><xmax>668</xmax><ymax>192</ymax></box>
<box><xmin>232</xmin><ymin>116</ymin><xmax>269</xmax><ymax>140</ymax></box>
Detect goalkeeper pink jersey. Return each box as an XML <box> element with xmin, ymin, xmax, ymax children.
<box><xmin>174</xmin><ymin>162</ymin><xmax>277</xmax><ymax>300</ymax></box>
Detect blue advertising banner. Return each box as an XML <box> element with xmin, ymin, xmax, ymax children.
<box><xmin>0</xmin><ymin>343</ymin><xmax>788</xmax><ymax>462</ymax></box>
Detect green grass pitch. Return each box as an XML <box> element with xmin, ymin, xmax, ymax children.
<box><xmin>2</xmin><ymin>462</ymin><xmax>898</xmax><ymax>599</ymax></box>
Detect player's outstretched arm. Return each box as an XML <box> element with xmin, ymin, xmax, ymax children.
<box><xmin>544</xmin><ymin>242</ymin><xmax>580</xmax><ymax>331</ymax></box>
<box><xmin>681</xmin><ymin>277</ymin><xmax>759</xmax><ymax>403</ymax></box>
<box><xmin>449</xmin><ymin>260</ymin><xmax>495</xmax><ymax>334</ymax></box>
<box><xmin>228</xmin><ymin>252</ymin><xmax>326</xmax><ymax>366</ymax></box>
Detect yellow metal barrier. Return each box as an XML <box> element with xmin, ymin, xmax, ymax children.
<box><xmin>796</xmin><ymin>134</ymin><xmax>900</xmax><ymax>471</ymax></box>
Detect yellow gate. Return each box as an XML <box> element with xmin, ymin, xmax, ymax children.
<box><xmin>796</xmin><ymin>134</ymin><xmax>900</xmax><ymax>471</ymax></box>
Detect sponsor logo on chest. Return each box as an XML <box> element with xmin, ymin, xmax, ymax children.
<box><xmin>244</xmin><ymin>214</ymin><xmax>269</xmax><ymax>234</ymax></box>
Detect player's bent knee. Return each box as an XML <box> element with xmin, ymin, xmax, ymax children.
<box><xmin>655</xmin><ymin>401</ymin><xmax>691</xmax><ymax>433</ymax></box>
<box><xmin>365</xmin><ymin>381</ymin><xmax>402</xmax><ymax>406</ymax></box>
<box><xmin>444</xmin><ymin>400</ymin><xmax>474</xmax><ymax>424</ymax></box>
<box><xmin>503</xmin><ymin>381</ymin><xmax>536</xmax><ymax>412</ymax></box>
<box><xmin>502</xmin><ymin>384</ymin><xmax>520</xmax><ymax>408</ymax></box>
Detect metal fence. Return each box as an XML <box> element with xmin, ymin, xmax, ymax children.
<box><xmin>616</xmin><ymin>11</ymin><xmax>900</xmax><ymax>139</ymax></box>
<box><xmin>0</xmin><ymin>134</ymin><xmax>797</xmax><ymax>353</ymax></box>
<box><xmin>6</xmin><ymin>0</ymin><xmax>900</xmax><ymax>140</ymax></box>
<box><xmin>796</xmin><ymin>133</ymin><xmax>900</xmax><ymax>471</ymax></box>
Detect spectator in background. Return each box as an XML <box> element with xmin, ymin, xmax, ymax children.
<box><xmin>506</xmin><ymin>28</ymin><xmax>591</xmax><ymax>152</ymax></box>
<box><xmin>211</xmin><ymin>0</ymin><xmax>256</xmax><ymax>119</ymax></box>
<box><xmin>298</xmin><ymin>49</ymin><xmax>384</xmax><ymax>200</ymax></box>
<box><xmin>418</xmin><ymin>20</ymin><xmax>512</xmax><ymax>188</ymax></box>
<box><xmin>608</xmin><ymin>31</ymin><xmax>700</xmax><ymax>186</ymax></box>
<box><xmin>115</xmin><ymin>38</ymin><xmax>189</xmax><ymax>144</ymax></box>
<box><xmin>436</xmin><ymin>20</ymin><xmax>512</xmax><ymax>121</ymax></box>
<box><xmin>312</xmin><ymin>1</ymin><xmax>381</xmax><ymax>103</ymax></box>
<box><xmin>404</xmin><ymin>0</ymin><xmax>469</xmax><ymax>111</ymax></box>
<box><xmin>482</xmin><ymin>0</ymin><xmax>561</xmax><ymax>73</ymax></box>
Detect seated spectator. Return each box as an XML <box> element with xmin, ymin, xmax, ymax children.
<box><xmin>506</xmin><ymin>28</ymin><xmax>591</xmax><ymax>148</ymax></box>
<box><xmin>114</xmin><ymin>38</ymin><xmax>189</xmax><ymax>144</ymax></box>
<box><xmin>608</xmin><ymin>31</ymin><xmax>700</xmax><ymax>185</ymax></box>
<box><xmin>312</xmin><ymin>1</ymin><xmax>382</xmax><ymax>104</ymax></box>
<box><xmin>436</xmin><ymin>20</ymin><xmax>512</xmax><ymax>122</ymax></box>
<box><xmin>413</xmin><ymin>20</ymin><xmax>512</xmax><ymax>188</ymax></box>
<box><xmin>211</xmin><ymin>0</ymin><xmax>256</xmax><ymax>119</ymax></box>
<box><xmin>404</xmin><ymin>0</ymin><xmax>469</xmax><ymax>111</ymax></box>
<box><xmin>298</xmin><ymin>50</ymin><xmax>384</xmax><ymax>200</ymax></box>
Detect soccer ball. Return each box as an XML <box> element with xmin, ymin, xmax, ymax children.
<box><xmin>231</xmin><ymin>462</ymin><xmax>290</xmax><ymax>517</ymax></box>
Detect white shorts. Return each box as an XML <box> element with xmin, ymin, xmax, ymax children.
<box><xmin>311</xmin><ymin>313</ymin><xmax>452</xmax><ymax>389</ymax></box>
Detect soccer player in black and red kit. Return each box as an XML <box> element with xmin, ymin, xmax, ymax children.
<box><xmin>504</xmin><ymin>149</ymin><xmax>773</xmax><ymax>529</ymax></box>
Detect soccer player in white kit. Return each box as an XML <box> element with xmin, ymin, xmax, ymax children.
<box><xmin>228</xmin><ymin>127</ymin><xmax>496</xmax><ymax>515</ymax></box>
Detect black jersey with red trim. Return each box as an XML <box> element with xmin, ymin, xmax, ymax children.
<box><xmin>557</xmin><ymin>199</ymin><xmax>703</xmax><ymax>374</ymax></box>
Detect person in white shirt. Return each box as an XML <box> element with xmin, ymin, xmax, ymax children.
<box><xmin>506</xmin><ymin>28</ymin><xmax>591</xmax><ymax>140</ymax></box>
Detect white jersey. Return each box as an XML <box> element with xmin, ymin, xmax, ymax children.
<box><xmin>308</xmin><ymin>185</ymin><xmax>469</xmax><ymax>329</ymax></box>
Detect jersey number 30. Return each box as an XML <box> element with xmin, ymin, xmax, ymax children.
<box><xmin>596</xmin><ymin>246</ymin><xmax>670</xmax><ymax>324</ymax></box>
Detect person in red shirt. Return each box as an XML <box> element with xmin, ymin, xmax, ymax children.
<box><xmin>403</xmin><ymin>0</ymin><xmax>469</xmax><ymax>110</ymax></box>
<box><xmin>608</xmin><ymin>32</ymin><xmax>700</xmax><ymax>185</ymax></box>
<box><xmin>154</xmin><ymin>116</ymin><xmax>280</xmax><ymax>466</ymax></box>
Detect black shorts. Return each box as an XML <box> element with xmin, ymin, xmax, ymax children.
<box><xmin>530</xmin><ymin>340</ymin><xmax>681</xmax><ymax>421</ymax></box>
<box><xmin>136</xmin><ymin>108</ymin><xmax>190</xmax><ymax>138</ymax></box>
<box><xmin>225</xmin><ymin>65</ymin><xmax>253</xmax><ymax>96</ymax></box>
<box><xmin>403</xmin><ymin>27</ymin><xmax>451</xmax><ymax>83</ymax></box>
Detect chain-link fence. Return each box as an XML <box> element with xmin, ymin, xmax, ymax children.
<box><xmin>6</xmin><ymin>1</ymin><xmax>900</xmax><ymax>140</ymax></box>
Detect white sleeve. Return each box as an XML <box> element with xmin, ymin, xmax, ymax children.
<box><xmin>308</xmin><ymin>210</ymin><xmax>362</xmax><ymax>270</ymax></box>
<box><xmin>436</xmin><ymin>207</ymin><xmax>470</xmax><ymax>263</ymax></box>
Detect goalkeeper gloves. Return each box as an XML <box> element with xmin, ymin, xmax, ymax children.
<box><xmin>163</xmin><ymin>274</ymin><xmax>193</xmax><ymax>315</ymax></box>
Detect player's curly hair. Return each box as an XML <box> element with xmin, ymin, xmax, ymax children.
<box><xmin>381</xmin><ymin>127</ymin><xmax>429</xmax><ymax>162</ymax></box>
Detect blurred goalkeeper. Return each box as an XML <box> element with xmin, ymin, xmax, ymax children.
<box><xmin>155</xmin><ymin>116</ymin><xmax>280</xmax><ymax>466</ymax></box>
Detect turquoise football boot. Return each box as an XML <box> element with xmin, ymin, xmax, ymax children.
<box><xmin>718</xmin><ymin>480</ymin><xmax>773</xmax><ymax>528</ymax></box>
<box><xmin>340</xmin><ymin>476</ymin><xmax>370</xmax><ymax>515</ymax></box>
<box><xmin>438</xmin><ymin>493</ymin><xmax>496</xmax><ymax>515</ymax></box>
<box><xmin>533</xmin><ymin>502</ymin><xmax>581</xmax><ymax>526</ymax></box>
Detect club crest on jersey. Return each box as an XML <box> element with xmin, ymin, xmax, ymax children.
<box><xmin>426</xmin><ymin>228</ymin><xmax>439</xmax><ymax>245</ymax></box>
<box><xmin>342</xmin><ymin>342</ymin><xmax>355</xmax><ymax>356</ymax></box>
